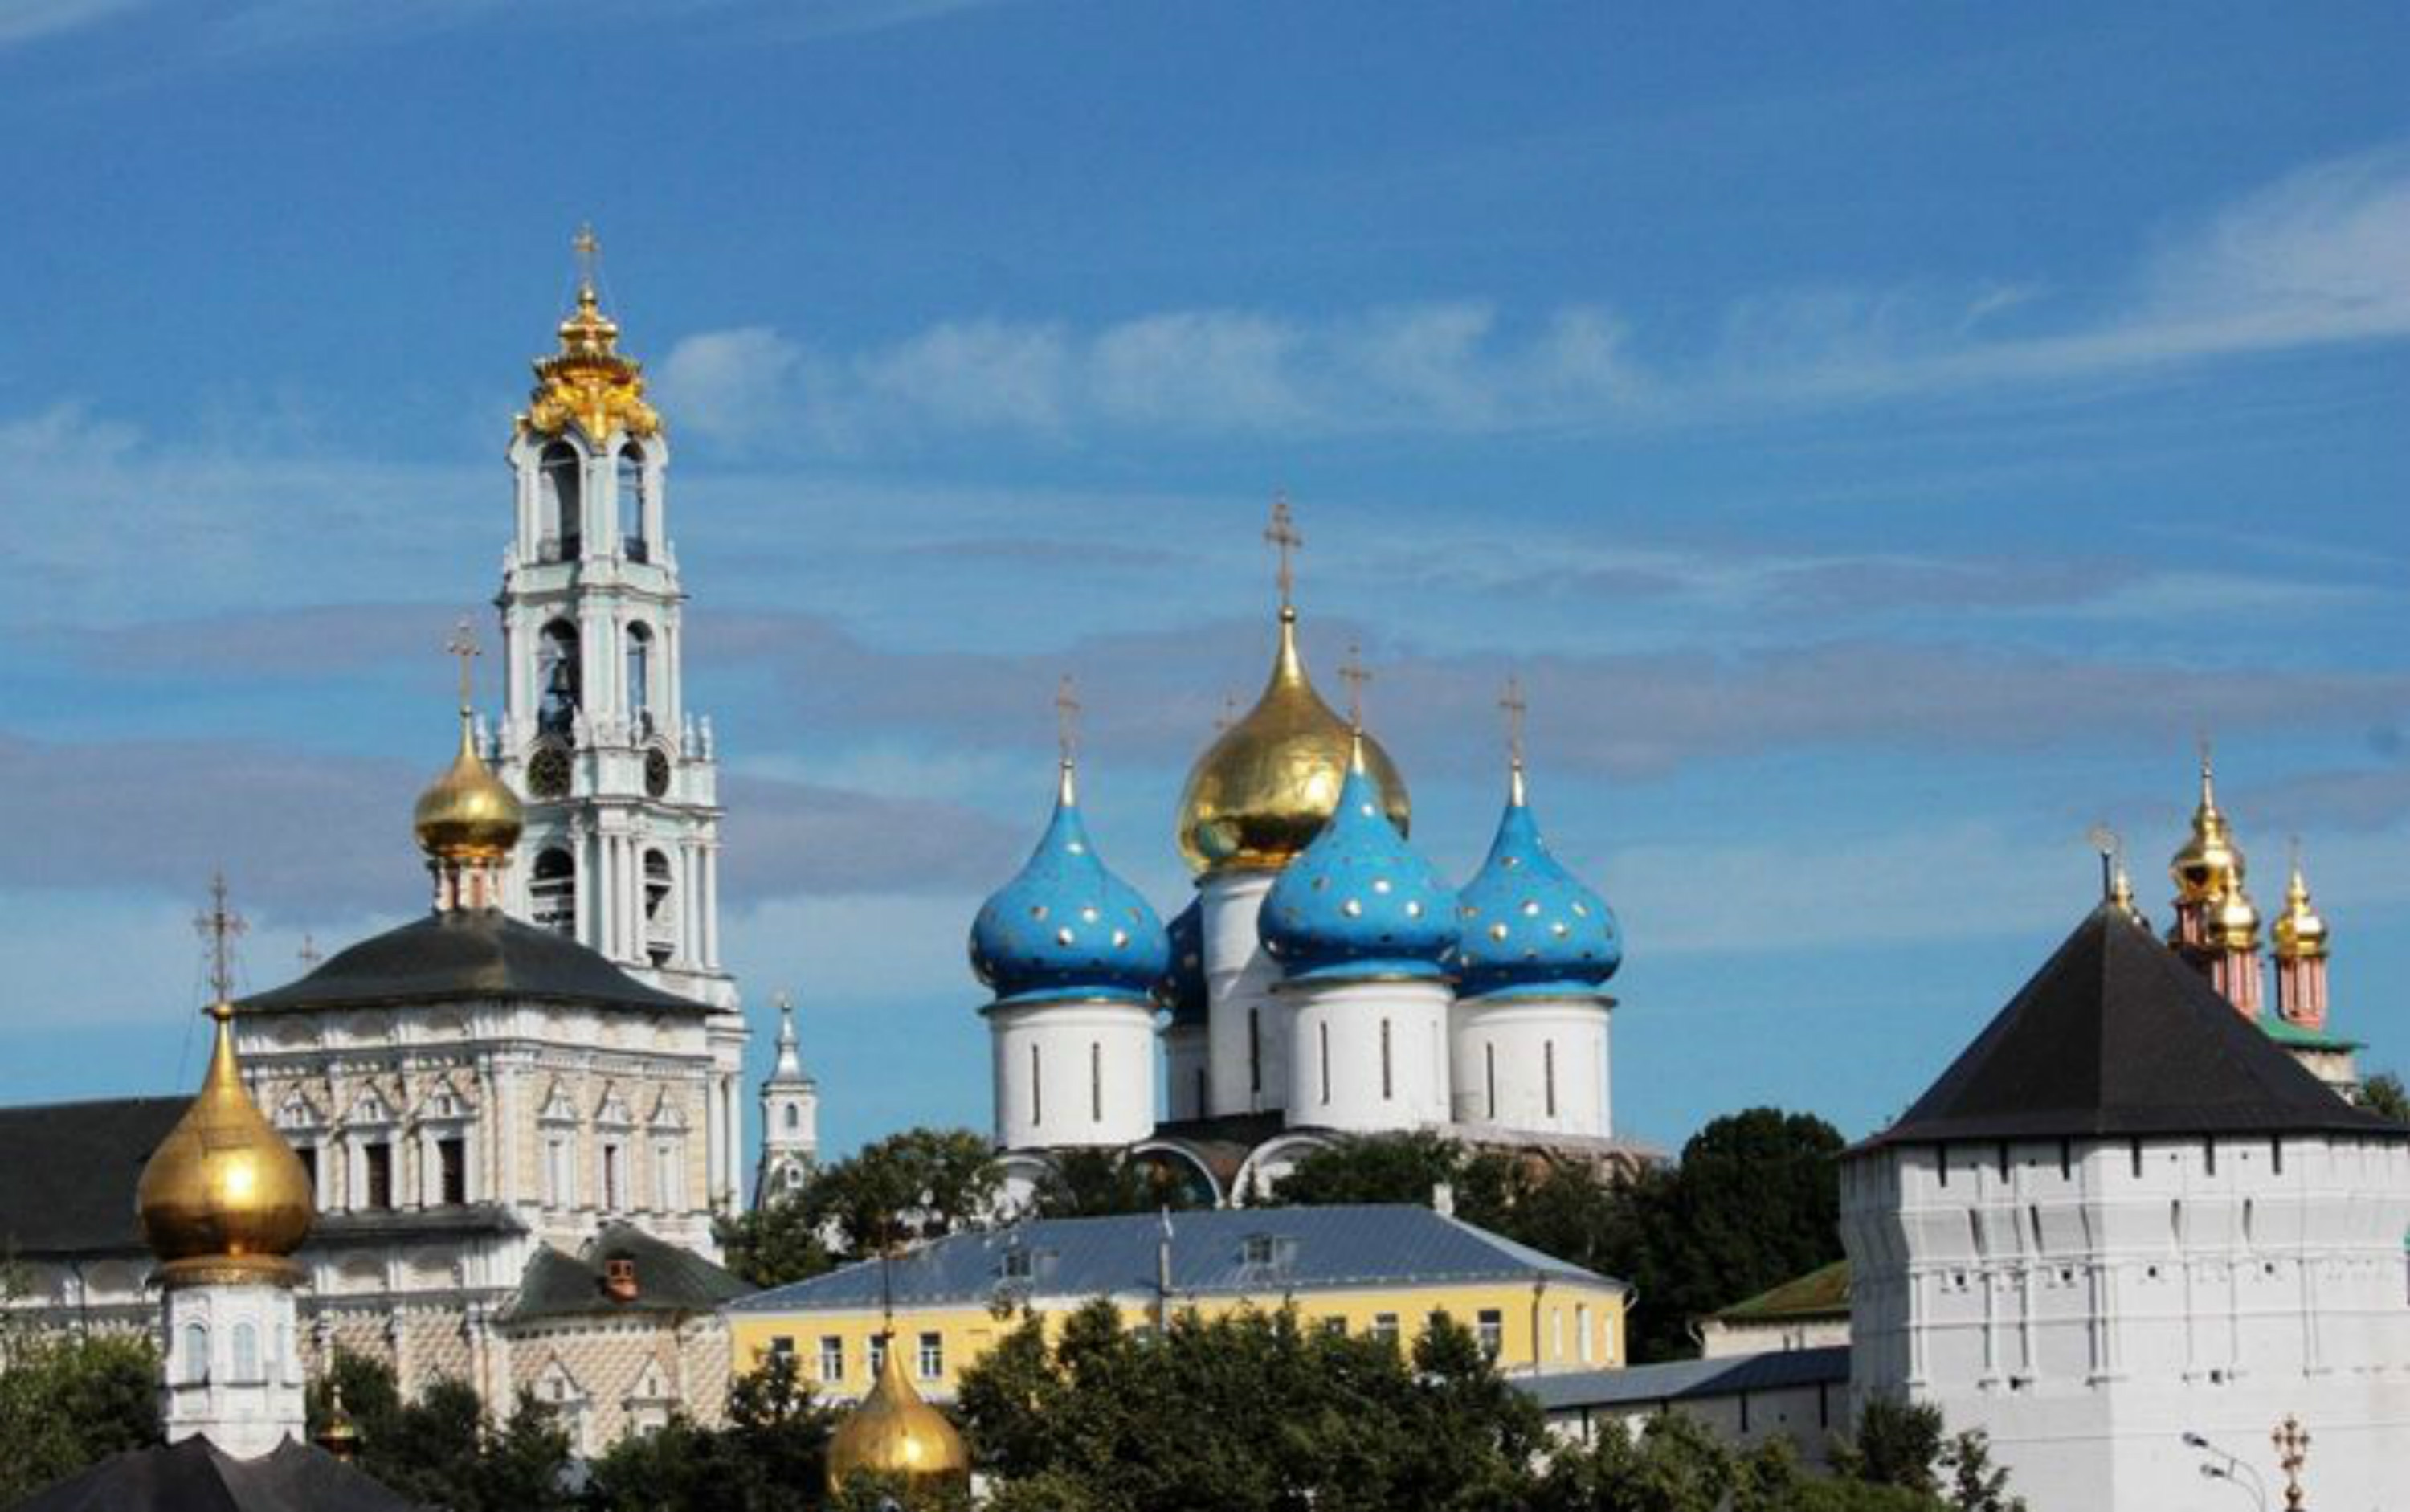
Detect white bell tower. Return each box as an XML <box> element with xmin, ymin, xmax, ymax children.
<box><xmin>491</xmin><ymin>229</ymin><xmax>750</xmax><ymax>1211</ymax></box>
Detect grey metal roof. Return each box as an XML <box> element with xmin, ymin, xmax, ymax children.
<box><xmin>728</xmin><ymin>1203</ymin><xmax>1621</xmax><ymax>1316</ymax></box>
<box><xmin>1861</xmin><ymin>905</ymin><xmax>2404</xmax><ymax>1149</ymax></box>
<box><xmin>239</xmin><ymin>909</ymin><xmax>704</xmax><ymax>1016</ymax></box>
<box><xmin>504</xmin><ymin>1223</ymin><xmax>750</xmax><ymax>1324</ymax></box>
<box><xmin>0</xmin><ymin>1096</ymin><xmax>184</xmax><ymax>1256</ymax></box>
<box><xmin>1520</xmin><ymin>1346</ymin><xmax>1851</xmax><ymax>1413</ymax></box>
<box><xmin>9</xmin><ymin>1436</ymin><xmax>419</xmax><ymax>1511</ymax></box>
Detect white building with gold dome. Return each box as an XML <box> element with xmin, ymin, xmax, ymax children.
<box><xmin>970</xmin><ymin>505</ymin><xmax>1644</xmax><ymax>1203</ymax></box>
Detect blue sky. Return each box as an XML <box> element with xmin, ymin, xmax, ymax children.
<box><xmin>2</xmin><ymin>1</ymin><xmax>2407</xmax><ymax>1161</ymax></box>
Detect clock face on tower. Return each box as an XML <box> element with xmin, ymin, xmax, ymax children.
<box><xmin>528</xmin><ymin>741</ymin><xmax>573</xmax><ymax>800</ymax></box>
<box><xmin>645</xmin><ymin>746</ymin><xmax>672</xmax><ymax>799</ymax></box>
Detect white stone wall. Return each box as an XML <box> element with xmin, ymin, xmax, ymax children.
<box><xmin>161</xmin><ymin>1279</ymin><xmax>307</xmax><ymax>1459</ymax></box>
<box><xmin>1448</xmin><ymin>994</ymin><xmax>1611</xmax><ymax>1139</ymax></box>
<box><xmin>989</xmin><ymin>997</ymin><xmax>1157</xmax><ymax>1150</ymax></box>
<box><xmin>1283</xmin><ymin>978</ymin><xmax>1452</xmax><ymax>1134</ymax></box>
<box><xmin>1161</xmin><ymin>1024</ymin><xmax>1210</xmax><ymax>1122</ymax></box>
<box><xmin>1844</xmin><ymin>1134</ymin><xmax>2410</xmax><ymax>1510</ymax></box>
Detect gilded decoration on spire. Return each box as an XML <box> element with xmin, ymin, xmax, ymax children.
<box><xmin>2273</xmin><ymin>843</ymin><xmax>2328</xmax><ymax>961</ymax></box>
<box><xmin>518</xmin><ymin>225</ymin><xmax>662</xmax><ymax>444</ymax></box>
<box><xmin>2170</xmin><ymin>740</ymin><xmax>2247</xmax><ymax>905</ymax></box>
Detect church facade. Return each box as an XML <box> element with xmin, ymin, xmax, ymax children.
<box><xmin>968</xmin><ymin>511</ymin><xmax>1644</xmax><ymax>1204</ymax></box>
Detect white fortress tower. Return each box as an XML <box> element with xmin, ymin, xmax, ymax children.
<box><xmin>1842</xmin><ymin>897</ymin><xmax>2410</xmax><ymax>1510</ymax></box>
<box><xmin>489</xmin><ymin>232</ymin><xmax>748</xmax><ymax>1212</ymax></box>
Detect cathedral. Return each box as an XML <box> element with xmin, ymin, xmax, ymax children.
<box><xmin>969</xmin><ymin>509</ymin><xmax>1640</xmax><ymax>1204</ymax></box>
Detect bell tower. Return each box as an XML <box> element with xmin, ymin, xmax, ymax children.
<box><xmin>491</xmin><ymin>228</ymin><xmax>749</xmax><ymax>1210</ymax></box>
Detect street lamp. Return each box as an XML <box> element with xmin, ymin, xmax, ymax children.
<box><xmin>2183</xmin><ymin>1431</ymin><xmax>2268</xmax><ymax>1511</ymax></box>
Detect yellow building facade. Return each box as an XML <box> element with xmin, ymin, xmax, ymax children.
<box><xmin>725</xmin><ymin>1205</ymin><xmax>1629</xmax><ymax>1401</ymax></box>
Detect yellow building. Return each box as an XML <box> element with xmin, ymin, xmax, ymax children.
<box><xmin>725</xmin><ymin>1204</ymin><xmax>1628</xmax><ymax>1401</ymax></box>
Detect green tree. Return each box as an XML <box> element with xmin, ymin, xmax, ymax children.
<box><xmin>1832</xmin><ymin>1396</ymin><xmax>1945</xmax><ymax>1496</ymax></box>
<box><xmin>0</xmin><ymin>1328</ymin><xmax>161</xmax><ymax>1502</ymax></box>
<box><xmin>716</xmin><ymin>1126</ymin><xmax>1003</xmax><ymax>1289</ymax></box>
<box><xmin>305</xmin><ymin>1355</ymin><xmax>572</xmax><ymax>1511</ymax></box>
<box><xmin>1269</xmin><ymin>1129</ymin><xmax>1466</xmax><ymax>1208</ymax></box>
<box><xmin>716</xmin><ymin>1187</ymin><xmax>839</xmax><ymax>1290</ymax></box>
<box><xmin>2360</xmin><ymin>1071</ymin><xmax>2410</xmax><ymax>1125</ymax></box>
<box><xmin>1029</xmin><ymin>1149</ymin><xmax>1207</xmax><ymax>1219</ymax></box>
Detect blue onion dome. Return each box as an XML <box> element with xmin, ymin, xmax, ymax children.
<box><xmin>1158</xmin><ymin>898</ymin><xmax>1209</xmax><ymax>1029</ymax></box>
<box><xmin>970</xmin><ymin>762</ymin><xmax>1170</xmax><ymax>1006</ymax></box>
<box><xmin>1260</xmin><ymin>734</ymin><xmax>1460</xmax><ymax>981</ymax></box>
<box><xmin>1456</xmin><ymin>762</ymin><xmax>1622</xmax><ymax>998</ymax></box>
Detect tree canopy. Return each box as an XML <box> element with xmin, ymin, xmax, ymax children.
<box><xmin>717</xmin><ymin>1126</ymin><xmax>1004</xmax><ymax>1289</ymax></box>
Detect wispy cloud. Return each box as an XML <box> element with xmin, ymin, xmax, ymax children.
<box><xmin>658</xmin><ymin>144</ymin><xmax>2410</xmax><ymax>451</ymax></box>
<box><xmin>0</xmin><ymin>0</ymin><xmax>138</xmax><ymax>48</ymax></box>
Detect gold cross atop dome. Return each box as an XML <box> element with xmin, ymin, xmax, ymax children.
<box><xmin>447</xmin><ymin>617</ymin><xmax>480</xmax><ymax>713</ymax></box>
<box><xmin>518</xmin><ymin>223</ymin><xmax>662</xmax><ymax>444</ymax></box>
<box><xmin>193</xmin><ymin>871</ymin><xmax>247</xmax><ymax>1006</ymax></box>
<box><xmin>1338</xmin><ymin>643</ymin><xmax>1370</xmax><ymax>730</ymax></box>
<box><xmin>1501</xmin><ymin>676</ymin><xmax>1528</xmax><ymax>770</ymax></box>
<box><xmin>1264</xmin><ymin>493</ymin><xmax>1303</xmax><ymax>612</ymax></box>
<box><xmin>1055</xmin><ymin>674</ymin><xmax>1081</xmax><ymax>766</ymax></box>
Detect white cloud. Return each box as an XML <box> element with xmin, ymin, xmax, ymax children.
<box><xmin>0</xmin><ymin>0</ymin><xmax>139</xmax><ymax>47</ymax></box>
<box><xmin>656</xmin><ymin>144</ymin><xmax>2410</xmax><ymax>450</ymax></box>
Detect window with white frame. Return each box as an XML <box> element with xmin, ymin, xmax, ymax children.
<box><xmin>917</xmin><ymin>1332</ymin><xmax>943</xmax><ymax>1381</ymax></box>
<box><xmin>818</xmin><ymin>1336</ymin><xmax>844</xmax><ymax>1384</ymax></box>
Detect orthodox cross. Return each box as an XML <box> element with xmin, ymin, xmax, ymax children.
<box><xmin>774</xmin><ymin>988</ymin><xmax>793</xmax><ymax>1016</ymax></box>
<box><xmin>1055</xmin><ymin>674</ymin><xmax>1081</xmax><ymax>766</ymax></box>
<box><xmin>193</xmin><ymin>871</ymin><xmax>248</xmax><ymax>1005</ymax></box>
<box><xmin>447</xmin><ymin>618</ymin><xmax>480</xmax><ymax>713</ymax></box>
<box><xmin>2085</xmin><ymin>822</ymin><xmax>2120</xmax><ymax>901</ymax></box>
<box><xmin>1501</xmin><ymin>675</ymin><xmax>1528</xmax><ymax>770</ymax></box>
<box><xmin>573</xmin><ymin>223</ymin><xmax>602</xmax><ymax>297</ymax></box>
<box><xmin>297</xmin><ymin>933</ymin><xmax>322</xmax><ymax>971</ymax></box>
<box><xmin>2272</xmin><ymin>1415</ymin><xmax>2310</xmax><ymax>1511</ymax></box>
<box><xmin>1338</xmin><ymin>643</ymin><xmax>1370</xmax><ymax>729</ymax></box>
<box><xmin>1214</xmin><ymin>690</ymin><xmax>1240</xmax><ymax>734</ymax></box>
<box><xmin>1264</xmin><ymin>493</ymin><xmax>1302</xmax><ymax>610</ymax></box>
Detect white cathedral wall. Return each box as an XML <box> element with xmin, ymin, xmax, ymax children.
<box><xmin>1281</xmin><ymin>979</ymin><xmax>1452</xmax><ymax>1134</ymax></box>
<box><xmin>1201</xmin><ymin>872</ymin><xmax>1285</xmax><ymax>1117</ymax></box>
<box><xmin>988</xmin><ymin>997</ymin><xmax>1158</xmax><ymax>1150</ymax></box>
<box><xmin>1162</xmin><ymin>1024</ymin><xmax>1210</xmax><ymax>1122</ymax></box>
<box><xmin>1842</xmin><ymin>1136</ymin><xmax>2410</xmax><ymax>1511</ymax></box>
<box><xmin>161</xmin><ymin>1280</ymin><xmax>307</xmax><ymax>1459</ymax></box>
<box><xmin>1448</xmin><ymin>995</ymin><xmax>1611</xmax><ymax>1139</ymax></box>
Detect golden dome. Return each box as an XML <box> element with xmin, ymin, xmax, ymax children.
<box><xmin>2207</xmin><ymin>877</ymin><xmax>2261</xmax><ymax>951</ymax></box>
<box><xmin>413</xmin><ymin>711</ymin><xmax>525</xmax><ymax>862</ymax></box>
<box><xmin>2273</xmin><ymin>860</ymin><xmax>2327</xmax><ymax>960</ymax></box>
<box><xmin>136</xmin><ymin>1001</ymin><xmax>313</xmax><ymax>1283</ymax></box>
<box><xmin>826</xmin><ymin>1335</ymin><xmax>971</xmax><ymax>1494</ymax></box>
<box><xmin>1176</xmin><ymin>607</ymin><xmax>1409</xmax><ymax>875</ymax></box>
<box><xmin>2170</xmin><ymin>751</ymin><xmax>2246</xmax><ymax>905</ymax></box>
<box><xmin>518</xmin><ymin>229</ymin><xmax>661</xmax><ymax>443</ymax></box>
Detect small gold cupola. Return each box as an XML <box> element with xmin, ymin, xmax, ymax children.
<box><xmin>518</xmin><ymin>225</ymin><xmax>661</xmax><ymax>445</ymax></box>
<box><xmin>413</xmin><ymin>622</ymin><xmax>523</xmax><ymax>910</ymax></box>
<box><xmin>1175</xmin><ymin>497</ymin><xmax>1408</xmax><ymax>875</ymax></box>
<box><xmin>2170</xmin><ymin>746</ymin><xmax>2247</xmax><ymax>905</ymax></box>
<box><xmin>826</xmin><ymin>1333</ymin><xmax>971</xmax><ymax>1495</ymax></box>
<box><xmin>136</xmin><ymin>999</ymin><xmax>314</xmax><ymax>1285</ymax></box>
<box><xmin>2273</xmin><ymin>850</ymin><xmax>2328</xmax><ymax>961</ymax></box>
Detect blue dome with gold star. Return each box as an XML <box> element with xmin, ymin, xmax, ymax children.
<box><xmin>1260</xmin><ymin>738</ymin><xmax>1459</xmax><ymax>981</ymax></box>
<box><xmin>1456</xmin><ymin>766</ymin><xmax>1620</xmax><ymax>998</ymax></box>
<box><xmin>1158</xmin><ymin>898</ymin><xmax>1209</xmax><ymax>1029</ymax></box>
<box><xmin>971</xmin><ymin>764</ymin><xmax>1170</xmax><ymax>1006</ymax></box>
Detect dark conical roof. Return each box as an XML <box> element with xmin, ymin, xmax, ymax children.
<box><xmin>7</xmin><ymin>1436</ymin><xmax>417</xmax><ymax>1511</ymax></box>
<box><xmin>1864</xmin><ymin>905</ymin><xmax>2403</xmax><ymax>1147</ymax></box>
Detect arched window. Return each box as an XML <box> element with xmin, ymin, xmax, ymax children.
<box><xmin>538</xmin><ymin>620</ymin><xmax>582</xmax><ymax>734</ymax></box>
<box><xmin>531</xmin><ymin>847</ymin><xmax>577</xmax><ymax>937</ymax></box>
<box><xmin>539</xmin><ymin>443</ymin><xmax>582</xmax><ymax>560</ymax></box>
<box><xmin>179</xmin><ymin>1322</ymin><xmax>210</xmax><ymax>1384</ymax></box>
<box><xmin>642</xmin><ymin>849</ymin><xmax>674</xmax><ymax>966</ymax></box>
<box><xmin>231</xmin><ymin>1322</ymin><xmax>259</xmax><ymax>1382</ymax></box>
<box><xmin>618</xmin><ymin>445</ymin><xmax>648</xmax><ymax>561</ymax></box>
<box><xmin>626</xmin><ymin>623</ymin><xmax>653</xmax><ymax>727</ymax></box>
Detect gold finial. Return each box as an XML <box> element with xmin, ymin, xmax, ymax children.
<box><xmin>572</xmin><ymin>223</ymin><xmax>602</xmax><ymax>303</ymax></box>
<box><xmin>1054</xmin><ymin>674</ymin><xmax>1081</xmax><ymax>804</ymax></box>
<box><xmin>1264</xmin><ymin>492</ymin><xmax>1303</xmax><ymax>615</ymax></box>
<box><xmin>1501</xmin><ymin>675</ymin><xmax>1529</xmax><ymax>805</ymax></box>
<box><xmin>194</xmin><ymin>872</ymin><xmax>247</xmax><ymax>1006</ymax></box>
<box><xmin>2089</xmin><ymin>824</ymin><xmax>2139</xmax><ymax>918</ymax></box>
<box><xmin>2274</xmin><ymin>837</ymin><xmax>2328</xmax><ymax>960</ymax></box>
<box><xmin>446</xmin><ymin>617</ymin><xmax>480</xmax><ymax>717</ymax></box>
<box><xmin>1337</xmin><ymin>642</ymin><xmax>1372</xmax><ymax>733</ymax></box>
<box><xmin>2273</xmin><ymin>1415</ymin><xmax>2310</xmax><ymax>1511</ymax></box>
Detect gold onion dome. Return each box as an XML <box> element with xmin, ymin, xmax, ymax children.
<box><xmin>2170</xmin><ymin>752</ymin><xmax>2246</xmax><ymax>904</ymax></box>
<box><xmin>826</xmin><ymin>1334</ymin><xmax>971</xmax><ymax>1494</ymax></box>
<box><xmin>414</xmin><ymin>709</ymin><xmax>525</xmax><ymax>862</ymax></box>
<box><xmin>1177</xmin><ymin>607</ymin><xmax>1409</xmax><ymax>874</ymax></box>
<box><xmin>2207</xmin><ymin>877</ymin><xmax>2261</xmax><ymax>950</ymax></box>
<box><xmin>2273</xmin><ymin>860</ymin><xmax>2328</xmax><ymax>959</ymax></box>
<box><xmin>136</xmin><ymin>1002</ymin><xmax>314</xmax><ymax>1281</ymax></box>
